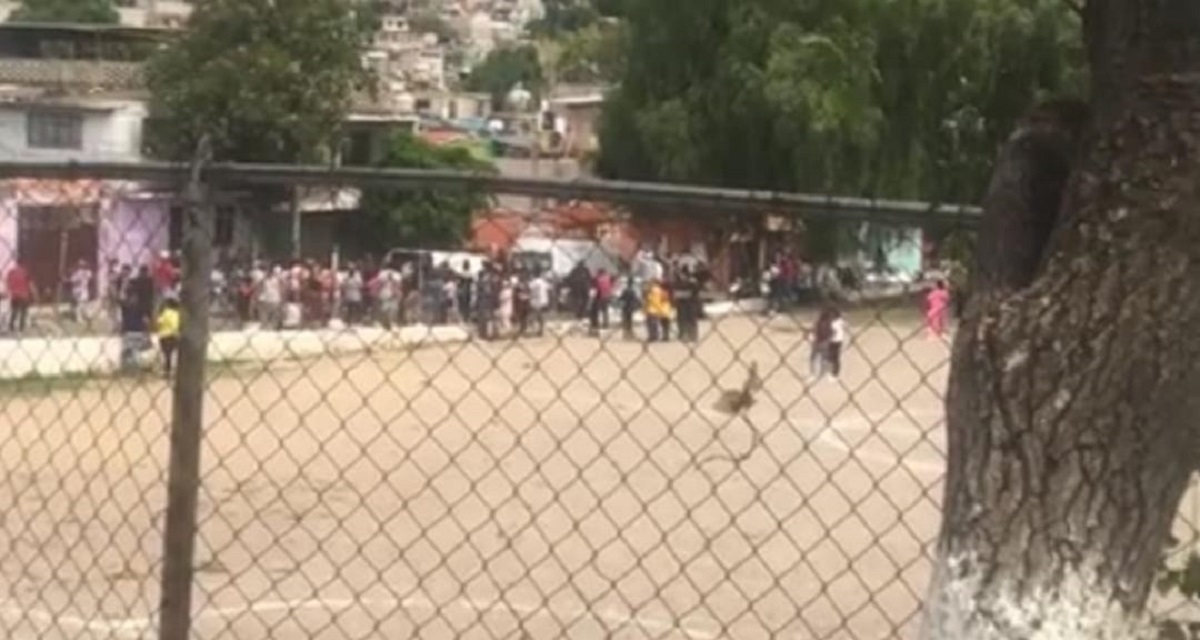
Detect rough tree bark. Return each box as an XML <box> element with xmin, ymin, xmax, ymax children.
<box><xmin>920</xmin><ymin>1</ymin><xmax>1200</xmax><ymax>638</ymax></box>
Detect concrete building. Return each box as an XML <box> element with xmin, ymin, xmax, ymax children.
<box><xmin>0</xmin><ymin>23</ymin><xmax>177</xmax><ymax>300</ymax></box>
<box><xmin>547</xmin><ymin>92</ymin><xmax>603</xmax><ymax>158</ymax></box>
<box><xmin>366</xmin><ymin>13</ymin><xmax>449</xmax><ymax>95</ymax></box>
<box><xmin>0</xmin><ymin>0</ymin><xmax>194</xmax><ymax>28</ymax></box>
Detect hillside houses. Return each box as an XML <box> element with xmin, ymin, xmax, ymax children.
<box><xmin>0</xmin><ymin>22</ymin><xmax>179</xmax><ymax>302</ymax></box>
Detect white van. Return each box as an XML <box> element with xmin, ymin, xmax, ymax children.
<box><xmin>512</xmin><ymin>237</ymin><xmax>620</xmax><ymax>279</ymax></box>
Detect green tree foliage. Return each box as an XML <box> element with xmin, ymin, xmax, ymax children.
<box><xmin>144</xmin><ymin>0</ymin><xmax>374</xmax><ymax>162</ymax></box>
<box><xmin>8</xmin><ymin>0</ymin><xmax>119</xmax><ymax>23</ymax></box>
<box><xmin>407</xmin><ymin>9</ymin><xmax>457</xmax><ymax>44</ymax></box>
<box><xmin>349</xmin><ymin>135</ymin><xmax>496</xmax><ymax>252</ymax></box>
<box><xmin>592</xmin><ymin>0</ymin><xmax>625</xmax><ymax>19</ymax></box>
<box><xmin>527</xmin><ymin>0</ymin><xmax>600</xmax><ymax>38</ymax></box>
<box><xmin>464</xmin><ymin>45</ymin><xmax>543</xmax><ymax>110</ymax></box>
<box><xmin>597</xmin><ymin>0</ymin><xmax>1082</xmax><ymax>204</ymax></box>
<box><xmin>555</xmin><ymin>21</ymin><xmax>626</xmax><ymax>83</ymax></box>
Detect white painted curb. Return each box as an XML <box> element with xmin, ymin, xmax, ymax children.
<box><xmin>0</xmin><ymin>299</ymin><xmax>770</xmax><ymax>380</ymax></box>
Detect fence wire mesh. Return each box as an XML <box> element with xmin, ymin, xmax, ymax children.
<box><xmin>0</xmin><ymin>163</ymin><xmax>1195</xmax><ymax>640</ymax></box>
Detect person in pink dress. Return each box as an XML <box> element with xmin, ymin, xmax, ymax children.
<box><xmin>925</xmin><ymin>280</ymin><xmax>951</xmax><ymax>338</ymax></box>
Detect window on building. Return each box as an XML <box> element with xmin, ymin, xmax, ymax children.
<box><xmin>27</xmin><ymin>110</ymin><xmax>84</xmax><ymax>150</ymax></box>
<box><xmin>343</xmin><ymin>129</ymin><xmax>374</xmax><ymax>166</ymax></box>
<box><xmin>215</xmin><ymin>206</ymin><xmax>236</xmax><ymax>248</ymax></box>
<box><xmin>17</xmin><ymin>204</ymin><xmax>98</xmax><ymax>231</ymax></box>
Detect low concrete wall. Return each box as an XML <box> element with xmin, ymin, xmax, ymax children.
<box><xmin>0</xmin><ymin>298</ymin><xmax>769</xmax><ymax>380</ymax></box>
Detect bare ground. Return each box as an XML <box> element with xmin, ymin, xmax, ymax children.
<box><xmin>0</xmin><ymin>310</ymin><xmax>967</xmax><ymax>640</ymax></box>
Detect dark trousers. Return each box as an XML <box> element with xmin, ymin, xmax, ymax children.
<box><xmin>515</xmin><ymin>303</ymin><xmax>530</xmax><ymax>336</ymax></box>
<box><xmin>588</xmin><ymin>298</ymin><xmax>606</xmax><ymax>336</ymax></box>
<box><xmin>528</xmin><ymin>306</ymin><xmax>545</xmax><ymax>336</ymax></box>
<box><xmin>646</xmin><ymin>315</ymin><xmax>660</xmax><ymax>342</ymax></box>
<box><xmin>646</xmin><ymin>316</ymin><xmax>670</xmax><ymax>342</ymax></box>
<box><xmin>8</xmin><ymin>298</ymin><xmax>29</xmax><ymax>333</ymax></box>
<box><xmin>160</xmin><ymin>336</ymin><xmax>179</xmax><ymax>377</ymax></box>
<box><xmin>677</xmin><ymin>305</ymin><xmax>699</xmax><ymax>342</ymax></box>
<box><xmin>476</xmin><ymin>310</ymin><xmax>495</xmax><ymax>340</ymax></box>
<box><xmin>343</xmin><ymin>300</ymin><xmax>364</xmax><ymax>325</ymax></box>
<box><xmin>595</xmin><ymin>297</ymin><xmax>610</xmax><ymax>328</ymax></box>
<box><xmin>827</xmin><ymin>341</ymin><xmax>843</xmax><ymax>377</ymax></box>
<box><xmin>621</xmin><ymin>309</ymin><xmax>635</xmax><ymax>339</ymax></box>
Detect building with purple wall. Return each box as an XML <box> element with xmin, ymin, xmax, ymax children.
<box><xmin>0</xmin><ymin>179</ymin><xmax>170</xmax><ymax>300</ymax></box>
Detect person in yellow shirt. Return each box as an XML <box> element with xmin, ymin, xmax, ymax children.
<box><xmin>643</xmin><ymin>279</ymin><xmax>672</xmax><ymax>342</ymax></box>
<box><xmin>156</xmin><ymin>298</ymin><xmax>181</xmax><ymax>378</ymax></box>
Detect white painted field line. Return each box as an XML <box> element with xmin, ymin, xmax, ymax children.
<box><xmin>397</xmin><ymin>593</ymin><xmax>719</xmax><ymax>639</ymax></box>
<box><xmin>83</xmin><ymin>594</ymin><xmax>718</xmax><ymax>640</ymax></box>
<box><xmin>0</xmin><ymin>598</ymin><xmax>147</xmax><ymax>638</ymax></box>
<box><xmin>809</xmin><ymin>410</ymin><xmax>946</xmax><ymax>475</ymax></box>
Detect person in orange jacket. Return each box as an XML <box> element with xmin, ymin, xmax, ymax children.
<box><xmin>644</xmin><ymin>278</ymin><xmax>672</xmax><ymax>342</ymax></box>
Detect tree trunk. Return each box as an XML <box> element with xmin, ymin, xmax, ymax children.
<box><xmin>920</xmin><ymin>1</ymin><xmax>1200</xmax><ymax>638</ymax></box>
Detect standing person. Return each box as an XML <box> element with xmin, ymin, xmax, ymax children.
<box><xmin>948</xmin><ymin>263</ymin><xmax>969</xmax><ymax>319</ymax></box>
<box><xmin>69</xmin><ymin>260</ymin><xmax>94</xmax><ymax>327</ymax></box>
<box><xmin>317</xmin><ymin>263</ymin><xmax>335</xmax><ymax>327</ymax></box>
<box><xmin>827</xmin><ymin>307</ymin><xmax>848</xmax><ymax>380</ymax></box>
<box><xmin>6</xmin><ymin>260</ymin><xmax>33</xmax><ymax>335</ymax></box>
<box><xmin>128</xmin><ymin>265</ymin><xmax>155</xmax><ymax>319</ymax></box>
<box><xmin>106</xmin><ymin>261</ymin><xmax>127</xmax><ymax>329</ymax></box>
<box><xmin>474</xmin><ymin>265</ymin><xmax>497</xmax><ymax>340</ymax></box>
<box><xmin>497</xmin><ymin>275</ymin><xmax>515</xmax><ymax>337</ymax></box>
<box><xmin>644</xmin><ymin>279</ymin><xmax>670</xmax><ymax>342</ymax></box>
<box><xmin>248</xmin><ymin>260</ymin><xmax>266</xmax><ymax>320</ymax></box>
<box><xmin>152</xmin><ymin>251</ymin><xmax>176</xmax><ymax>301</ymax></box>
<box><xmin>209</xmin><ymin>264</ymin><xmax>228</xmax><ymax>320</ymax></box>
<box><xmin>441</xmin><ymin>273</ymin><xmax>460</xmax><ymax>325</ymax></box>
<box><xmin>234</xmin><ymin>274</ymin><xmax>254</xmax><ymax>327</ymax></box>
<box><xmin>513</xmin><ymin>273</ymin><xmax>531</xmax><ymax>336</ymax></box>
<box><xmin>374</xmin><ymin>263</ymin><xmax>401</xmax><ymax>330</ymax></box>
<box><xmin>764</xmin><ymin>258</ymin><xmax>783</xmax><ymax>316</ymax></box>
<box><xmin>619</xmin><ymin>277</ymin><xmax>640</xmax><ymax>341</ymax></box>
<box><xmin>567</xmin><ymin>262</ymin><xmax>591</xmax><ymax>320</ymax></box>
<box><xmin>528</xmin><ymin>269</ymin><xmax>550</xmax><ymax>337</ymax></box>
<box><xmin>155</xmin><ymin>297</ymin><xmax>181</xmax><ymax>379</ymax></box>
<box><xmin>659</xmin><ymin>280</ymin><xmax>674</xmax><ymax>342</ymax></box>
<box><xmin>593</xmin><ymin>268</ymin><xmax>613</xmax><ymax>329</ymax></box>
<box><xmin>587</xmin><ymin>278</ymin><xmax>601</xmax><ymax>337</ymax></box>
<box><xmin>925</xmin><ymin>280</ymin><xmax>951</xmax><ymax>339</ymax></box>
<box><xmin>0</xmin><ymin>268</ymin><xmax>7</xmax><ymax>333</ymax></box>
<box><xmin>341</xmin><ymin>264</ymin><xmax>364</xmax><ymax>325</ymax></box>
<box><xmin>694</xmin><ymin>260</ymin><xmax>711</xmax><ymax>320</ymax></box>
<box><xmin>400</xmin><ymin>274</ymin><xmax>421</xmax><ymax>327</ymax></box>
<box><xmin>118</xmin><ymin>282</ymin><xmax>152</xmax><ymax>373</ymax></box>
<box><xmin>809</xmin><ymin>308</ymin><xmax>834</xmax><ymax>380</ymax></box>
<box><xmin>257</xmin><ymin>266</ymin><xmax>284</xmax><ymax>330</ymax></box>
<box><xmin>673</xmin><ymin>266</ymin><xmax>701</xmax><ymax>342</ymax></box>
<box><xmin>457</xmin><ymin>260</ymin><xmax>474</xmax><ymax>324</ymax></box>
<box><xmin>301</xmin><ymin>262</ymin><xmax>321</xmax><ymax>328</ymax></box>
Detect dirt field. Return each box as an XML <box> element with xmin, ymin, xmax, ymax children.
<box><xmin>0</xmin><ymin>310</ymin><xmax>956</xmax><ymax>640</ymax></box>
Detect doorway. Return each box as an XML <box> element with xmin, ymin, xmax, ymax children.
<box><xmin>17</xmin><ymin>203</ymin><xmax>100</xmax><ymax>303</ymax></box>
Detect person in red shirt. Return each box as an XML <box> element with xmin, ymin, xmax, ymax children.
<box><xmin>152</xmin><ymin>251</ymin><xmax>177</xmax><ymax>298</ymax></box>
<box><xmin>595</xmin><ymin>268</ymin><xmax>614</xmax><ymax>327</ymax></box>
<box><xmin>6</xmin><ymin>261</ymin><xmax>34</xmax><ymax>334</ymax></box>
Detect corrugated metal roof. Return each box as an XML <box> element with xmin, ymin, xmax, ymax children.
<box><xmin>0</xmin><ymin>22</ymin><xmax>176</xmax><ymax>38</ymax></box>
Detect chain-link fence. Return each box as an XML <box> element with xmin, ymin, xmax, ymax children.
<box><xmin>0</xmin><ymin>159</ymin><xmax>1195</xmax><ymax>640</ymax></box>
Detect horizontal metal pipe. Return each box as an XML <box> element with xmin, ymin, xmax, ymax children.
<box><xmin>0</xmin><ymin>160</ymin><xmax>981</xmax><ymax>226</ymax></box>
